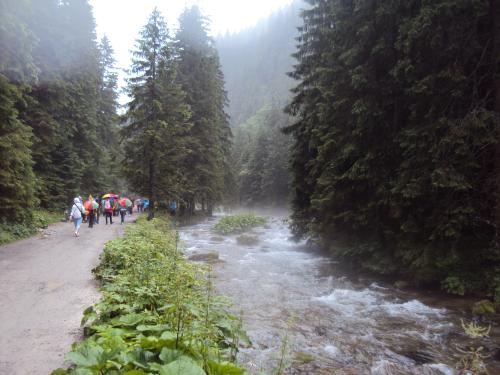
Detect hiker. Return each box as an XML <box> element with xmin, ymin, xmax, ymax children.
<box><xmin>87</xmin><ymin>205</ymin><xmax>95</xmax><ymax>228</ymax></box>
<box><xmin>95</xmin><ymin>198</ymin><xmax>101</xmax><ymax>224</ymax></box>
<box><xmin>69</xmin><ymin>197</ymin><xmax>86</xmax><ymax>237</ymax></box>
<box><xmin>104</xmin><ymin>198</ymin><xmax>113</xmax><ymax>224</ymax></box>
<box><xmin>169</xmin><ymin>200</ymin><xmax>177</xmax><ymax>216</ymax></box>
<box><xmin>119</xmin><ymin>204</ymin><xmax>127</xmax><ymax>224</ymax></box>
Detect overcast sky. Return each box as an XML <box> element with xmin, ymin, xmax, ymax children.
<box><xmin>89</xmin><ymin>0</ymin><xmax>294</xmax><ymax>105</ymax></box>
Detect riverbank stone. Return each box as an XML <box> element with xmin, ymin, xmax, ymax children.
<box><xmin>188</xmin><ymin>251</ymin><xmax>220</xmax><ymax>263</ymax></box>
<box><xmin>236</xmin><ymin>234</ymin><xmax>259</xmax><ymax>246</ymax></box>
<box><xmin>472</xmin><ymin>300</ymin><xmax>496</xmax><ymax>316</ymax></box>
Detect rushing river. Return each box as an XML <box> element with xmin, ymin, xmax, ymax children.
<box><xmin>179</xmin><ymin>210</ymin><xmax>500</xmax><ymax>374</ymax></box>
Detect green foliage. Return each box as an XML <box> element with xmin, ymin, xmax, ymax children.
<box><xmin>441</xmin><ymin>276</ymin><xmax>466</xmax><ymax>296</ymax></box>
<box><xmin>286</xmin><ymin>0</ymin><xmax>500</xmax><ymax>295</ymax></box>
<box><xmin>53</xmin><ymin>217</ymin><xmax>247</xmax><ymax>374</ymax></box>
<box><xmin>456</xmin><ymin>320</ymin><xmax>491</xmax><ymax>374</ymax></box>
<box><xmin>0</xmin><ymin>210</ymin><xmax>61</xmax><ymax>245</ymax></box>
<box><xmin>214</xmin><ymin>214</ymin><xmax>266</xmax><ymax>235</ymax></box>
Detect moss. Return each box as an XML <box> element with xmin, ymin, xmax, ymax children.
<box><xmin>472</xmin><ymin>300</ymin><xmax>496</xmax><ymax>316</ymax></box>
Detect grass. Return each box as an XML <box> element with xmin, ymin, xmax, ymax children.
<box><xmin>0</xmin><ymin>210</ymin><xmax>63</xmax><ymax>245</ymax></box>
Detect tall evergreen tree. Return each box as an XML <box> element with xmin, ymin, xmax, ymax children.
<box><xmin>0</xmin><ymin>0</ymin><xmax>37</xmax><ymax>222</ymax></box>
<box><xmin>122</xmin><ymin>8</ymin><xmax>191</xmax><ymax>219</ymax></box>
<box><xmin>97</xmin><ymin>35</ymin><xmax>122</xmax><ymax>191</ymax></box>
<box><xmin>175</xmin><ymin>6</ymin><xmax>232</xmax><ymax>214</ymax></box>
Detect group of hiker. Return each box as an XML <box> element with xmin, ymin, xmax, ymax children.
<box><xmin>69</xmin><ymin>194</ymin><xmax>145</xmax><ymax>237</ymax></box>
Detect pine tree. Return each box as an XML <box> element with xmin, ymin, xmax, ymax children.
<box><xmin>97</xmin><ymin>35</ymin><xmax>122</xmax><ymax>191</ymax></box>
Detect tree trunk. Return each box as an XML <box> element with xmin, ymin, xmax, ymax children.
<box><xmin>491</xmin><ymin>0</ymin><xmax>500</xmax><ymax>240</ymax></box>
<box><xmin>148</xmin><ymin>157</ymin><xmax>155</xmax><ymax>220</ymax></box>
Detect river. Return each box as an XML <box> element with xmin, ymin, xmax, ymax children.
<box><xmin>179</xmin><ymin>210</ymin><xmax>500</xmax><ymax>375</ymax></box>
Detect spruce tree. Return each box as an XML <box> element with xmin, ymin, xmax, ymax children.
<box><xmin>175</xmin><ymin>6</ymin><xmax>232</xmax><ymax>214</ymax></box>
<box><xmin>122</xmin><ymin>8</ymin><xmax>191</xmax><ymax>219</ymax></box>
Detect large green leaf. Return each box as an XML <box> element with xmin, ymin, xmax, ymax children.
<box><xmin>207</xmin><ymin>361</ymin><xmax>246</xmax><ymax>375</ymax></box>
<box><xmin>65</xmin><ymin>343</ymin><xmax>104</xmax><ymax>367</ymax></box>
<box><xmin>158</xmin><ymin>356</ymin><xmax>205</xmax><ymax>375</ymax></box>
<box><xmin>159</xmin><ymin>347</ymin><xmax>183</xmax><ymax>364</ymax></box>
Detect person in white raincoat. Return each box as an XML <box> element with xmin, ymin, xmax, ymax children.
<box><xmin>70</xmin><ymin>197</ymin><xmax>86</xmax><ymax>237</ymax></box>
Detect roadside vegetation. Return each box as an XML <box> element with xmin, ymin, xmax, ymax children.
<box><xmin>52</xmin><ymin>217</ymin><xmax>248</xmax><ymax>375</ymax></box>
<box><xmin>214</xmin><ymin>214</ymin><xmax>266</xmax><ymax>235</ymax></box>
<box><xmin>0</xmin><ymin>210</ymin><xmax>62</xmax><ymax>245</ymax></box>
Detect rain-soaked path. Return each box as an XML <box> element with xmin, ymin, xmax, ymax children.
<box><xmin>179</xmin><ymin>210</ymin><xmax>500</xmax><ymax>374</ymax></box>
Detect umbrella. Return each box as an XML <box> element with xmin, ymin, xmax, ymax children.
<box><xmin>119</xmin><ymin>198</ymin><xmax>132</xmax><ymax>207</ymax></box>
<box><xmin>84</xmin><ymin>200</ymin><xmax>99</xmax><ymax>210</ymax></box>
<box><xmin>102</xmin><ymin>193</ymin><xmax>119</xmax><ymax>199</ymax></box>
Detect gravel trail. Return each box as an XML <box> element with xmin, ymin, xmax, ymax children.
<box><xmin>0</xmin><ymin>215</ymin><xmax>132</xmax><ymax>374</ymax></box>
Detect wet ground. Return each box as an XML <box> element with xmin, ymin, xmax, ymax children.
<box><xmin>180</xmin><ymin>210</ymin><xmax>500</xmax><ymax>375</ymax></box>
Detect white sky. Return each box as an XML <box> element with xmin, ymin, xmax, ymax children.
<box><xmin>89</xmin><ymin>0</ymin><xmax>294</xmax><ymax>105</ymax></box>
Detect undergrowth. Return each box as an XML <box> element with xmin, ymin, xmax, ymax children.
<box><xmin>214</xmin><ymin>214</ymin><xmax>266</xmax><ymax>235</ymax></box>
<box><xmin>52</xmin><ymin>217</ymin><xmax>249</xmax><ymax>375</ymax></box>
<box><xmin>0</xmin><ymin>210</ymin><xmax>62</xmax><ymax>245</ymax></box>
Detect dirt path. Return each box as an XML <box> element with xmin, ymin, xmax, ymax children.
<box><xmin>0</xmin><ymin>214</ymin><xmax>134</xmax><ymax>375</ymax></box>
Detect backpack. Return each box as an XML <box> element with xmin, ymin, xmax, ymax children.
<box><xmin>104</xmin><ymin>200</ymin><xmax>111</xmax><ymax>210</ymax></box>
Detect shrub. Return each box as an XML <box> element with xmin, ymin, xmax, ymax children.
<box><xmin>214</xmin><ymin>214</ymin><xmax>266</xmax><ymax>235</ymax></box>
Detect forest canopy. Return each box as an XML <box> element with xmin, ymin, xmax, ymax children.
<box><xmin>285</xmin><ymin>0</ymin><xmax>500</xmax><ymax>297</ymax></box>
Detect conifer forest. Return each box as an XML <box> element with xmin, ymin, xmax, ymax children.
<box><xmin>1</xmin><ymin>0</ymin><xmax>500</xmax><ymax>373</ymax></box>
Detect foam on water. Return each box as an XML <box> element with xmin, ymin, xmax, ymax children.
<box><xmin>380</xmin><ymin>299</ymin><xmax>445</xmax><ymax>319</ymax></box>
<box><xmin>313</xmin><ymin>288</ymin><xmax>380</xmax><ymax>315</ymax></box>
<box><xmin>424</xmin><ymin>363</ymin><xmax>455</xmax><ymax>375</ymax></box>
<box><xmin>324</xmin><ymin>344</ymin><xmax>340</xmax><ymax>357</ymax></box>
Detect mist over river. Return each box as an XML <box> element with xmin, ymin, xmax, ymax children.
<box><xmin>180</xmin><ymin>210</ymin><xmax>500</xmax><ymax>374</ymax></box>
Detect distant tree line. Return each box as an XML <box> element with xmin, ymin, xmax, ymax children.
<box><xmin>286</xmin><ymin>0</ymin><xmax>500</xmax><ymax>297</ymax></box>
<box><xmin>217</xmin><ymin>1</ymin><xmax>304</xmax><ymax>206</ymax></box>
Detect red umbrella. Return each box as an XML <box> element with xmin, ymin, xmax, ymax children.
<box><xmin>119</xmin><ymin>198</ymin><xmax>132</xmax><ymax>207</ymax></box>
<box><xmin>84</xmin><ymin>200</ymin><xmax>99</xmax><ymax>210</ymax></box>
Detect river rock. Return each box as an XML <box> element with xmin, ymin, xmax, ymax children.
<box><xmin>472</xmin><ymin>299</ymin><xmax>496</xmax><ymax>316</ymax></box>
<box><xmin>188</xmin><ymin>251</ymin><xmax>220</xmax><ymax>263</ymax></box>
<box><xmin>394</xmin><ymin>280</ymin><xmax>410</xmax><ymax>289</ymax></box>
<box><xmin>237</xmin><ymin>234</ymin><xmax>259</xmax><ymax>246</ymax></box>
